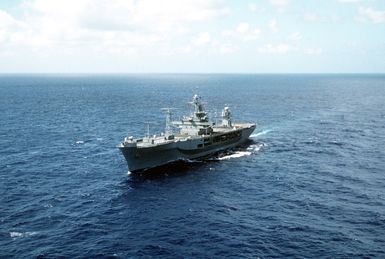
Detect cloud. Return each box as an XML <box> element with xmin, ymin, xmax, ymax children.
<box><xmin>305</xmin><ymin>48</ymin><xmax>323</xmax><ymax>55</ymax></box>
<box><xmin>25</xmin><ymin>0</ymin><xmax>229</xmax><ymax>29</ymax></box>
<box><xmin>258</xmin><ymin>43</ymin><xmax>291</xmax><ymax>54</ymax></box>
<box><xmin>338</xmin><ymin>0</ymin><xmax>361</xmax><ymax>3</ymax></box>
<box><xmin>0</xmin><ymin>0</ymin><xmax>230</xmax><ymax>54</ymax></box>
<box><xmin>357</xmin><ymin>6</ymin><xmax>385</xmax><ymax>24</ymax></box>
<box><xmin>193</xmin><ymin>32</ymin><xmax>211</xmax><ymax>46</ymax></box>
<box><xmin>288</xmin><ymin>32</ymin><xmax>302</xmax><ymax>41</ymax></box>
<box><xmin>303</xmin><ymin>12</ymin><xmax>319</xmax><ymax>22</ymax></box>
<box><xmin>0</xmin><ymin>10</ymin><xmax>23</xmax><ymax>28</ymax></box>
<box><xmin>248</xmin><ymin>3</ymin><xmax>258</xmax><ymax>12</ymax></box>
<box><xmin>303</xmin><ymin>12</ymin><xmax>341</xmax><ymax>23</ymax></box>
<box><xmin>236</xmin><ymin>23</ymin><xmax>250</xmax><ymax>34</ymax></box>
<box><xmin>222</xmin><ymin>22</ymin><xmax>261</xmax><ymax>41</ymax></box>
<box><xmin>189</xmin><ymin>32</ymin><xmax>238</xmax><ymax>54</ymax></box>
<box><xmin>217</xmin><ymin>44</ymin><xmax>237</xmax><ymax>54</ymax></box>
<box><xmin>269</xmin><ymin>0</ymin><xmax>290</xmax><ymax>12</ymax></box>
<box><xmin>0</xmin><ymin>10</ymin><xmax>28</xmax><ymax>44</ymax></box>
<box><xmin>268</xmin><ymin>19</ymin><xmax>278</xmax><ymax>33</ymax></box>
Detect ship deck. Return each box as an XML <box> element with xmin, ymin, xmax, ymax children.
<box><xmin>122</xmin><ymin>123</ymin><xmax>255</xmax><ymax>149</ymax></box>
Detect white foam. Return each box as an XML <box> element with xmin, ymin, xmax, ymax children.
<box><xmin>10</xmin><ymin>231</ymin><xmax>37</xmax><ymax>238</ymax></box>
<box><xmin>218</xmin><ymin>143</ymin><xmax>265</xmax><ymax>160</ymax></box>
<box><xmin>250</xmin><ymin>129</ymin><xmax>271</xmax><ymax>138</ymax></box>
<box><xmin>10</xmin><ymin>232</ymin><xmax>23</xmax><ymax>238</ymax></box>
<box><xmin>75</xmin><ymin>140</ymin><xmax>84</xmax><ymax>144</ymax></box>
<box><xmin>218</xmin><ymin>151</ymin><xmax>252</xmax><ymax>160</ymax></box>
<box><xmin>247</xmin><ymin>143</ymin><xmax>264</xmax><ymax>152</ymax></box>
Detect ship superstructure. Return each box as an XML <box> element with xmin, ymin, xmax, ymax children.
<box><xmin>118</xmin><ymin>95</ymin><xmax>256</xmax><ymax>172</ymax></box>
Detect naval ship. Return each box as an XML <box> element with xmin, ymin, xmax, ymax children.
<box><xmin>118</xmin><ymin>95</ymin><xmax>256</xmax><ymax>173</ymax></box>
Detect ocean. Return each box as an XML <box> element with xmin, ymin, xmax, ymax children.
<box><xmin>1</xmin><ymin>74</ymin><xmax>384</xmax><ymax>258</ymax></box>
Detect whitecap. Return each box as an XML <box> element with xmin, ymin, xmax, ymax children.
<box><xmin>10</xmin><ymin>231</ymin><xmax>37</xmax><ymax>238</ymax></box>
<box><xmin>75</xmin><ymin>140</ymin><xmax>84</xmax><ymax>144</ymax></box>
<box><xmin>9</xmin><ymin>232</ymin><xmax>23</xmax><ymax>238</ymax></box>
<box><xmin>247</xmin><ymin>143</ymin><xmax>265</xmax><ymax>152</ymax></box>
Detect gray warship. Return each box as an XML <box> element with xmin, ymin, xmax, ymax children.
<box><xmin>118</xmin><ymin>95</ymin><xmax>256</xmax><ymax>172</ymax></box>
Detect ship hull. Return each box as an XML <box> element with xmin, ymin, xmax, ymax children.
<box><xmin>119</xmin><ymin>124</ymin><xmax>256</xmax><ymax>173</ymax></box>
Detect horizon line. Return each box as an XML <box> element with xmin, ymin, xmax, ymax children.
<box><xmin>1</xmin><ymin>72</ymin><xmax>385</xmax><ymax>76</ymax></box>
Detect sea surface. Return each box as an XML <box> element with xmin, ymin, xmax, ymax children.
<box><xmin>1</xmin><ymin>74</ymin><xmax>385</xmax><ymax>258</ymax></box>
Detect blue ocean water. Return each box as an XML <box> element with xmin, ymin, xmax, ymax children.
<box><xmin>1</xmin><ymin>74</ymin><xmax>385</xmax><ymax>258</ymax></box>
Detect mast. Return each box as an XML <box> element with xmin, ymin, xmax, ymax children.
<box><xmin>161</xmin><ymin>108</ymin><xmax>175</xmax><ymax>136</ymax></box>
<box><xmin>221</xmin><ymin>106</ymin><xmax>232</xmax><ymax>127</ymax></box>
<box><xmin>189</xmin><ymin>94</ymin><xmax>208</xmax><ymax>122</ymax></box>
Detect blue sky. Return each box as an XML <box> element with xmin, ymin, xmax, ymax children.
<box><xmin>0</xmin><ymin>0</ymin><xmax>384</xmax><ymax>73</ymax></box>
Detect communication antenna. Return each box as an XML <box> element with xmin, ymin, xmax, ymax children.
<box><xmin>161</xmin><ymin>108</ymin><xmax>177</xmax><ymax>135</ymax></box>
<box><xmin>143</xmin><ymin>121</ymin><xmax>154</xmax><ymax>138</ymax></box>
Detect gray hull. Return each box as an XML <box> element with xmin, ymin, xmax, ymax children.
<box><xmin>119</xmin><ymin>124</ymin><xmax>256</xmax><ymax>173</ymax></box>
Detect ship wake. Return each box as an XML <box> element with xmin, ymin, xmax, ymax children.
<box><xmin>217</xmin><ymin>143</ymin><xmax>265</xmax><ymax>160</ymax></box>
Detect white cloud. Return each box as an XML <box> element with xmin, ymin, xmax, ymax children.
<box><xmin>25</xmin><ymin>0</ymin><xmax>229</xmax><ymax>29</ymax></box>
<box><xmin>0</xmin><ymin>0</ymin><xmax>230</xmax><ymax>54</ymax></box>
<box><xmin>258</xmin><ymin>43</ymin><xmax>291</xmax><ymax>54</ymax></box>
<box><xmin>269</xmin><ymin>0</ymin><xmax>290</xmax><ymax>12</ymax></box>
<box><xmin>338</xmin><ymin>0</ymin><xmax>361</xmax><ymax>3</ymax></box>
<box><xmin>0</xmin><ymin>10</ymin><xmax>28</xmax><ymax>44</ymax></box>
<box><xmin>305</xmin><ymin>47</ymin><xmax>323</xmax><ymax>55</ymax></box>
<box><xmin>249</xmin><ymin>3</ymin><xmax>258</xmax><ymax>12</ymax></box>
<box><xmin>288</xmin><ymin>32</ymin><xmax>302</xmax><ymax>41</ymax></box>
<box><xmin>236</xmin><ymin>23</ymin><xmax>250</xmax><ymax>34</ymax></box>
<box><xmin>268</xmin><ymin>19</ymin><xmax>278</xmax><ymax>33</ymax></box>
<box><xmin>222</xmin><ymin>22</ymin><xmax>261</xmax><ymax>41</ymax></box>
<box><xmin>193</xmin><ymin>32</ymin><xmax>211</xmax><ymax>46</ymax></box>
<box><xmin>303</xmin><ymin>12</ymin><xmax>319</xmax><ymax>22</ymax></box>
<box><xmin>0</xmin><ymin>10</ymin><xmax>22</xmax><ymax>28</ymax></box>
<box><xmin>189</xmin><ymin>33</ymin><xmax>238</xmax><ymax>54</ymax></box>
<box><xmin>213</xmin><ymin>42</ymin><xmax>238</xmax><ymax>54</ymax></box>
<box><xmin>357</xmin><ymin>7</ymin><xmax>385</xmax><ymax>24</ymax></box>
<box><xmin>303</xmin><ymin>12</ymin><xmax>341</xmax><ymax>23</ymax></box>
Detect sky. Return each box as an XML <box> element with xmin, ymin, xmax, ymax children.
<box><xmin>0</xmin><ymin>0</ymin><xmax>384</xmax><ymax>73</ymax></box>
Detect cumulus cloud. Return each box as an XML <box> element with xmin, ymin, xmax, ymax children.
<box><xmin>288</xmin><ymin>32</ymin><xmax>302</xmax><ymax>41</ymax></box>
<box><xmin>258</xmin><ymin>43</ymin><xmax>291</xmax><ymax>54</ymax></box>
<box><xmin>0</xmin><ymin>0</ymin><xmax>230</xmax><ymax>53</ymax></box>
<box><xmin>305</xmin><ymin>48</ymin><xmax>323</xmax><ymax>55</ymax></box>
<box><xmin>25</xmin><ymin>0</ymin><xmax>229</xmax><ymax>30</ymax></box>
<box><xmin>217</xmin><ymin>44</ymin><xmax>237</xmax><ymax>54</ymax></box>
<box><xmin>189</xmin><ymin>32</ymin><xmax>238</xmax><ymax>54</ymax></box>
<box><xmin>0</xmin><ymin>10</ymin><xmax>28</xmax><ymax>44</ymax></box>
<box><xmin>222</xmin><ymin>22</ymin><xmax>261</xmax><ymax>41</ymax></box>
<box><xmin>303</xmin><ymin>12</ymin><xmax>319</xmax><ymax>22</ymax></box>
<box><xmin>338</xmin><ymin>0</ymin><xmax>361</xmax><ymax>3</ymax></box>
<box><xmin>269</xmin><ymin>0</ymin><xmax>290</xmax><ymax>12</ymax></box>
<box><xmin>248</xmin><ymin>3</ymin><xmax>258</xmax><ymax>12</ymax></box>
<box><xmin>193</xmin><ymin>32</ymin><xmax>211</xmax><ymax>46</ymax></box>
<box><xmin>357</xmin><ymin>6</ymin><xmax>385</xmax><ymax>24</ymax></box>
<box><xmin>268</xmin><ymin>19</ymin><xmax>278</xmax><ymax>33</ymax></box>
<box><xmin>303</xmin><ymin>12</ymin><xmax>340</xmax><ymax>23</ymax></box>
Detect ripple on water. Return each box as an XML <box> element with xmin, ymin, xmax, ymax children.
<box><xmin>1</xmin><ymin>75</ymin><xmax>385</xmax><ymax>257</ymax></box>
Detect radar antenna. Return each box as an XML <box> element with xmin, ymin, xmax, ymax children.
<box><xmin>188</xmin><ymin>94</ymin><xmax>208</xmax><ymax>121</ymax></box>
